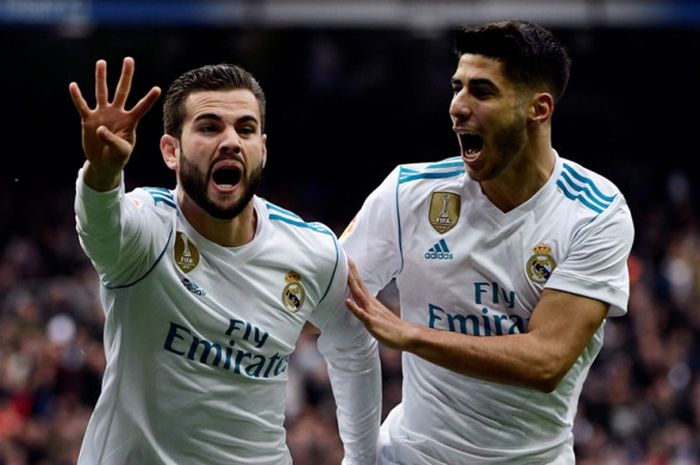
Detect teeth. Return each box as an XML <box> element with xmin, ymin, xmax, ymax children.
<box><xmin>459</xmin><ymin>132</ymin><xmax>483</xmax><ymax>157</ymax></box>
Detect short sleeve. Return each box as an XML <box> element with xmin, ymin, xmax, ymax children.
<box><xmin>339</xmin><ymin>167</ymin><xmax>403</xmax><ymax>296</ymax></box>
<box><xmin>546</xmin><ymin>199</ymin><xmax>635</xmax><ymax>317</ymax></box>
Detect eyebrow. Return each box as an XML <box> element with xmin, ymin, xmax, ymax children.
<box><xmin>468</xmin><ymin>78</ymin><xmax>497</xmax><ymax>88</ymax></box>
<box><xmin>193</xmin><ymin>113</ymin><xmax>259</xmax><ymax>125</ymax></box>
<box><xmin>193</xmin><ymin>113</ymin><xmax>222</xmax><ymax>123</ymax></box>
<box><xmin>451</xmin><ymin>77</ymin><xmax>496</xmax><ymax>86</ymax></box>
<box><xmin>236</xmin><ymin>115</ymin><xmax>259</xmax><ymax>125</ymax></box>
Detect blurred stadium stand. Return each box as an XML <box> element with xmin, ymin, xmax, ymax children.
<box><xmin>2</xmin><ymin>1</ymin><xmax>700</xmax><ymax>463</ymax></box>
<box><xmin>3</xmin><ymin>0</ymin><xmax>700</xmax><ymax>27</ymax></box>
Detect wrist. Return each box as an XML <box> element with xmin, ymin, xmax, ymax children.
<box><xmin>83</xmin><ymin>161</ymin><xmax>121</xmax><ymax>192</ymax></box>
<box><xmin>401</xmin><ymin>322</ymin><xmax>425</xmax><ymax>353</ymax></box>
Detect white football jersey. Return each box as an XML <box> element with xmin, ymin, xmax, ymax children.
<box><xmin>75</xmin><ymin>170</ymin><xmax>380</xmax><ymax>465</ymax></box>
<box><xmin>341</xmin><ymin>153</ymin><xmax>634</xmax><ymax>464</ymax></box>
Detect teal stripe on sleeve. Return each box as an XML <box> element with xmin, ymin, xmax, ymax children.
<box><xmin>556</xmin><ymin>180</ymin><xmax>604</xmax><ymax>214</ymax></box>
<box><xmin>559</xmin><ymin>171</ymin><xmax>611</xmax><ymax>210</ymax></box>
<box><xmin>268</xmin><ymin>214</ymin><xmax>333</xmax><ymax>235</ymax></box>
<box><xmin>562</xmin><ymin>163</ymin><xmax>615</xmax><ymax>202</ymax></box>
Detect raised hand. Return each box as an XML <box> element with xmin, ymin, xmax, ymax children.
<box><xmin>345</xmin><ymin>260</ymin><xmax>415</xmax><ymax>351</ymax></box>
<box><xmin>69</xmin><ymin>57</ymin><xmax>161</xmax><ymax>191</ymax></box>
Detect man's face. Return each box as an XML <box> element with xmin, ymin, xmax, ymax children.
<box><xmin>449</xmin><ymin>53</ymin><xmax>529</xmax><ymax>182</ymax></box>
<box><xmin>176</xmin><ymin>89</ymin><xmax>266</xmax><ymax>220</ymax></box>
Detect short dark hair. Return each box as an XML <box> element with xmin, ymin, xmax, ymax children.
<box><xmin>163</xmin><ymin>63</ymin><xmax>266</xmax><ymax>137</ymax></box>
<box><xmin>455</xmin><ymin>20</ymin><xmax>571</xmax><ymax>102</ymax></box>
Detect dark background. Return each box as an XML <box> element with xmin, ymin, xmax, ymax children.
<box><xmin>3</xmin><ymin>1</ymin><xmax>700</xmax><ymax>463</ymax></box>
<box><xmin>3</xmin><ymin>14</ymin><xmax>700</xmax><ymax>237</ymax></box>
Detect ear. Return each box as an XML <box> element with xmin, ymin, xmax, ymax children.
<box><xmin>529</xmin><ymin>92</ymin><xmax>554</xmax><ymax>124</ymax></box>
<box><xmin>261</xmin><ymin>133</ymin><xmax>268</xmax><ymax>168</ymax></box>
<box><xmin>160</xmin><ymin>134</ymin><xmax>179</xmax><ymax>171</ymax></box>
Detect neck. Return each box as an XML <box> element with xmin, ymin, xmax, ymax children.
<box><xmin>480</xmin><ymin>142</ymin><xmax>556</xmax><ymax>213</ymax></box>
<box><xmin>178</xmin><ymin>194</ymin><xmax>257</xmax><ymax>247</ymax></box>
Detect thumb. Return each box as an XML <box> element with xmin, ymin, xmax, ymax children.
<box><xmin>97</xmin><ymin>125</ymin><xmax>132</xmax><ymax>157</ymax></box>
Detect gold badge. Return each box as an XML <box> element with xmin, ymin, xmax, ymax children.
<box><xmin>429</xmin><ymin>192</ymin><xmax>460</xmax><ymax>234</ymax></box>
<box><xmin>282</xmin><ymin>270</ymin><xmax>306</xmax><ymax>313</ymax></box>
<box><xmin>526</xmin><ymin>243</ymin><xmax>557</xmax><ymax>284</ymax></box>
<box><xmin>174</xmin><ymin>231</ymin><xmax>199</xmax><ymax>273</ymax></box>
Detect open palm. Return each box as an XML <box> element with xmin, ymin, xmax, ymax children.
<box><xmin>69</xmin><ymin>57</ymin><xmax>161</xmax><ymax>189</ymax></box>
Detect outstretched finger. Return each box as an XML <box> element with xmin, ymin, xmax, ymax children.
<box><xmin>345</xmin><ymin>298</ymin><xmax>370</xmax><ymax>323</ymax></box>
<box><xmin>346</xmin><ymin>262</ymin><xmax>364</xmax><ymax>301</ymax></box>
<box><xmin>68</xmin><ymin>82</ymin><xmax>91</xmax><ymax>118</ymax></box>
<box><xmin>95</xmin><ymin>59</ymin><xmax>109</xmax><ymax>107</ymax></box>
<box><xmin>129</xmin><ymin>86</ymin><xmax>162</xmax><ymax>122</ymax></box>
<box><xmin>113</xmin><ymin>57</ymin><xmax>134</xmax><ymax>108</ymax></box>
<box><xmin>347</xmin><ymin>260</ymin><xmax>372</xmax><ymax>299</ymax></box>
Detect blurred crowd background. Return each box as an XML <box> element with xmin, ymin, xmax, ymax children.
<box><xmin>3</xmin><ymin>1</ymin><xmax>700</xmax><ymax>464</ymax></box>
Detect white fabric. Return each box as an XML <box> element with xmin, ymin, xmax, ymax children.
<box><xmin>341</xmin><ymin>152</ymin><xmax>634</xmax><ymax>464</ymax></box>
<box><xmin>75</xmin><ymin>169</ymin><xmax>380</xmax><ymax>465</ymax></box>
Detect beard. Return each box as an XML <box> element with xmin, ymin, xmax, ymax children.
<box><xmin>477</xmin><ymin>113</ymin><xmax>528</xmax><ymax>181</ymax></box>
<box><xmin>179</xmin><ymin>151</ymin><xmax>263</xmax><ymax>220</ymax></box>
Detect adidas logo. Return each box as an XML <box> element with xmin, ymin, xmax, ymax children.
<box><xmin>181</xmin><ymin>277</ymin><xmax>206</xmax><ymax>296</ymax></box>
<box><xmin>425</xmin><ymin>239</ymin><xmax>454</xmax><ymax>260</ymax></box>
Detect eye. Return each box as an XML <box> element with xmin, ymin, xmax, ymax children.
<box><xmin>198</xmin><ymin>125</ymin><xmax>218</xmax><ymax>133</ymax></box>
<box><xmin>239</xmin><ymin>125</ymin><xmax>257</xmax><ymax>136</ymax></box>
<box><xmin>470</xmin><ymin>85</ymin><xmax>496</xmax><ymax>99</ymax></box>
<box><xmin>472</xmin><ymin>90</ymin><xmax>491</xmax><ymax>99</ymax></box>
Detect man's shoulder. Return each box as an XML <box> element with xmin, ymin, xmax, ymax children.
<box><xmin>558</xmin><ymin>158</ymin><xmax>622</xmax><ymax>193</ymax></box>
<box><xmin>260</xmin><ymin>198</ymin><xmax>340</xmax><ymax>273</ymax></box>
<box><xmin>261</xmin><ymin>198</ymin><xmax>337</xmax><ymax>243</ymax></box>
<box><xmin>393</xmin><ymin>156</ymin><xmax>466</xmax><ymax>186</ymax></box>
<box><xmin>130</xmin><ymin>186</ymin><xmax>178</xmax><ymax>211</ymax></box>
<box><xmin>554</xmin><ymin>157</ymin><xmax>627</xmax><ymax>216</ymax></box>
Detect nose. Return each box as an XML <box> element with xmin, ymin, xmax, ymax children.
<box><xmin>220</xmin><ymin>125</ymin><xmax>242</xmax><ymax>155</ymax></box>
<box><xmin>449</xmin><ymin>89</ymin><xmax>471</xmax><ymax>121</ymax></box>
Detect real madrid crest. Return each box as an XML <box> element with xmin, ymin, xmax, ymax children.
<box><xmin>174</xmin><ymin>231</ymin><xmax>200</xmax><ymax>273</ymax></box>
<box><xmin>526</xmin><ymin>243</ymin><xmax>557</xmax><ymax>284</ymax></box>
<box><xmin>429</xmin><ymin>191</ymin><xmax>460</xmax><ymax>234</ymax></box>
<box><xmin>282</xmin><ymin>270</ymin><xmax>306</xmax><ymax>313</ymax></box>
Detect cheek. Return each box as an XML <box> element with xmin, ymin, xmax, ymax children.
<box><xmin>245</xmin><ymin>141</ymin><xmax>265</xmax><ymax>160</ymax></box>
<box><xmin>183</xmin><ymin>139</ymin><xmax>216</xmax><ymax>162</ymax></box>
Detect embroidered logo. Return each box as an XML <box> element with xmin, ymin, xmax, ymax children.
<box><xmin>282</xmin><ymin>270</ymin><xmax>306</xmax><ymax>313</ymax></box>
<box><xmin>174</xmin><ymin>231</ymin><xmax>200</xmax><ymax>273</ymax></box>
<box><xmin>429</xmin><ymin>192</ymin><xmax>460</xmax><ymax>234</ymax></box>
<box><xmin>425</xmin><ymin>239</ymin><xmax>454</xmax><ymax>260</ymax></box>
<box><xmin>181</xmin><ymin>277</ymin><xmax>206</xmax><ymax>296</ymax></box>
<box><xmin>526</xmin><ymin>243</ymin><xmax>557</xmax><ymax>284</ymax></box>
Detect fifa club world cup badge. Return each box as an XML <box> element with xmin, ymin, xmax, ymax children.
<box><xmin>526</xmin><ymin>243</ymin><xmax>557</xmax><ymax>284</ymax></box>
<box><xmin>174</xmin><ymin>231</ymin><xmax>200</xmax><ymax>273</ymax></box>
<box><xmin>429</xmin><ymin>191</ymin><xmax>460</xmax><ymax>234</ymax></box>
<box><xmin>282</xmin><ymin>270</ymin><xmax>306</xmax><ymax>313</ymax></box>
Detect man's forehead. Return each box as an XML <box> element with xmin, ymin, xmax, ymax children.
<box><xmin>454</xmin><ymin>53</ymin><xmax>504</xmax><ymax>79</ymax></box>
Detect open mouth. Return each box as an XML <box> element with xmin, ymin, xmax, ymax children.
<box><xmin>459</xmin><ymin>132</ymin><xmax>484</xmax><ymax>159</ymax></box>
<box><xmin>211</xmin><ymin>165</ymin><xmax>242</xmax><ymax>189</ymax></box>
